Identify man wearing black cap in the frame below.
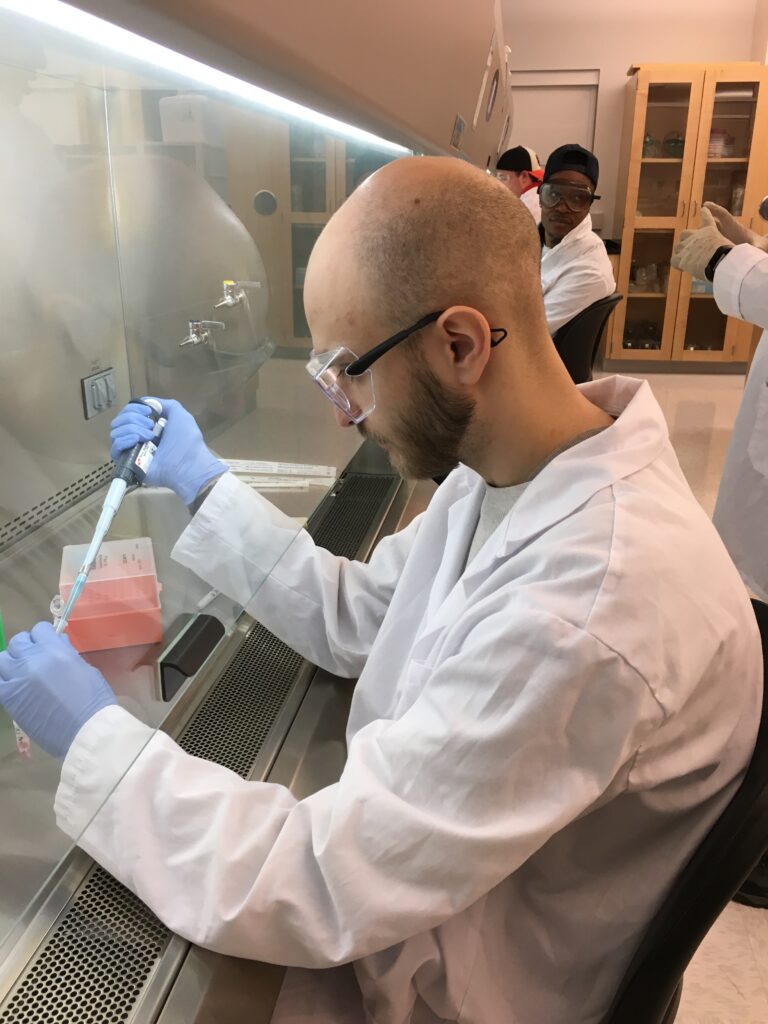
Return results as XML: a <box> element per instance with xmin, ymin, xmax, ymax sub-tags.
<box><xmin>495</xmin><ymin>145</ymin><xmax>543</xmax><ymax>223</ymax></box>
<box><xmin>539</xmin><ymin>143</ymin><xmax>615</xmax><ymax>335</ymax></box>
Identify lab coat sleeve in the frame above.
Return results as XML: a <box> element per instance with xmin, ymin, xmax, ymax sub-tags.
<box><xmin>172</xmin><ymin>472</ymin><xmax>421</xmax><ymax>677</ymax></box>
<box><xmin>56</xmin><ymin>603</ymin><xmax>662</xmax><ymax>968</ymax></box>
<box><xmin>713</xmin><ymin>243</ymin><xmax>768</xmax><ymax>327</ymax></box>
<box><xmin>545</xmin><ymin>249</ymin><xmax>616</xmax><ymax>335</ymax></box>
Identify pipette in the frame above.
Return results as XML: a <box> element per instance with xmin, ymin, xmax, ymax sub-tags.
<box><xmin>55</xmin><ymin>399</ymin><xmax>166</xmax><ymax>635</ymax></box>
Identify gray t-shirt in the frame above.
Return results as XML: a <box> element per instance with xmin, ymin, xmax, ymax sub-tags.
<box><xmin>466</xmin><ymin>481</ymin><xmax>529</xmax><ymax>567</ymax></box>
<box><xmin>465</xmin><ymin>426</ymin><xmax>609</xmax><ymax>569</ymax></box>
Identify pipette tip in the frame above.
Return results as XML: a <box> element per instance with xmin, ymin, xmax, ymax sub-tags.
<box><xmin>55</xmin><ymin>573</ymin><xmax>87</xmax><ymax>634</ymax></box>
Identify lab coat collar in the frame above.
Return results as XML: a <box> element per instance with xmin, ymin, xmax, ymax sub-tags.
<box><xmin>459</xmin><ymin>376</ymin><xmax>668</xmax><ymax>580</ymax></box>
<box><xmin>541</xmin><ymin>212</ymin><xmax>594</xmax><ymax>254</ymax></box>
<box><xmin>423</xmin><ymin>483</ymin><xmax>485</xmax><ymax>621</ymax></box>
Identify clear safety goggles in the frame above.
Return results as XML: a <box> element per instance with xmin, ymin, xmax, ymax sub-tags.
<box><xmin>494</xmin><ymin>170</ymin><xmax>521</xmax><ymax>185</ymax></box>
<box><xmin>495</xmin><ymin>169</ymin><xmax>540</xmax><ymax>186</ymax></box>
<box><xmin>305</xmin><ymin>310</ymin><xmax>509</xmax><ymax>424</ymax></box>
<box><xmin>305</xmin><ymin>346</ymin><xmax>377</xmax><ymax>424</ymax></box>
<box><xmin>539</xmin><ymin>181</ymin><xmax>599</xmax><ymax>214</ymax></box>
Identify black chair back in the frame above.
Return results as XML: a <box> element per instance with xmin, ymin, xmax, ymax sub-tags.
<box><xmin>602</xmin><ymin>598</ymin><xmax>768</xmax><ymax>1024</ymax></box>
<box><xmin>552</xmin><ymin>293</ymin><xmax>622</xmax><ymax>385</ymax></box>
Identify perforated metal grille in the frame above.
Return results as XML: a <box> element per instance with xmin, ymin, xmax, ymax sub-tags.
<box><xmin>308</xmin><ymin>473</ymin><xmax>398</xmax><ymax>558</ymax></box>
<box><xmin>177</xmin><ymin>623</ymin><xmax>305</xmax><ymax>776</ymax></box>
<box><xmin>0</xmin><ymin>464</ymin><xmax>113</xmax><ymax>553</ymax></box>
<box><xmin>0</xmin><ymin>868</ymin><xmax>169</xmax><ymax>1024</ymax></box>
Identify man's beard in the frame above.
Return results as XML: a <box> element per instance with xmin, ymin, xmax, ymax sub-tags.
<box><xmin>358</xmin><ymin>361</ymin><xmax>475</xmax><ymax>480</ymax></box>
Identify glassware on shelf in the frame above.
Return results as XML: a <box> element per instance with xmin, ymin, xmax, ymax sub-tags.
<box><xmin>642</xmin><ymin>133</ymin><xmax>660</xmax><ymax>157</ymax></box>
<box><xmin>708</xmin><ymin>129</ymin><xmax>735</xmax><ymax>158</ymax></box>
<box><xmin>632</xmin><ymin>262</ymin><xmax>661</xmax><ymax>293</ymax></box>
<box><xmin>730</xmin><ymin>180</ymin><xmax>745</xmax><ymax>216</ymax></box>
<box><xmin>691</xmin><ymin>279</ymin><xmax>715</xmax><ymax>294</ymax></box>
<box><xmin>624</xmin><ymin>318</ymin><xmax>662</xmax><ymax>350</ymax></box>
<box><xmin>662</xmin><ymin>132</ymin><xmax>685</xmax><ymax>158</ymax></box>
<box><xmin>639</xmin><ymin>321</ymin><xmax>661</xmax><ymax>349</ymax></box>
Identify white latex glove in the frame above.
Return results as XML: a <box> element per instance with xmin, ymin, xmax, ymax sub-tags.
<box><xmin>703</xmin><ymin>202</ymin><xmax>768</xmax><ymax>251</ymax></box>
<box><xmin>672</xmin><ymin>207</ymin><xmax>732</xmax><ymax>281</ymax></box>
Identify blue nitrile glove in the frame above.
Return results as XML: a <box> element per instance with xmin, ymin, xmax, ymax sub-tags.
<box><xmin>0</xmin><ymin>622</ymin><xmax>116</xmax><ymax>759</ymax></box>
<box><xmin>110</xmin><ymin>398</ymin><xmax>228</xmax><ymax>505</ymax></box>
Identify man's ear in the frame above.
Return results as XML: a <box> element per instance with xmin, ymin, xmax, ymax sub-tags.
<box><xmin>433</xmin><ymin>306</ymin><xmax>492</xmax><ymax>385</ymax></box>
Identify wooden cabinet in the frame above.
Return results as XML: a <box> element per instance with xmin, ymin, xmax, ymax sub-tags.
<box><xmin>224</xmin><ymin>113</ymin><xmax>400</xmax><ymax>350</ymax></box>
<box><xmin>287</xmin><ymin>125</ymin><xmax>397</xmax><ymax>344</ymax></box>
<box><xmin>610</xmin><ymin>63</ymin><xmax>768</xmax><ymax>364</ymax></box>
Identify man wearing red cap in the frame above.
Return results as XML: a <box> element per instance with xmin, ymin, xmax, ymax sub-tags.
<box><xmin>495</xmin><ymin>145</ymin><xmax>543</xmax><ymax>223</ymax></box>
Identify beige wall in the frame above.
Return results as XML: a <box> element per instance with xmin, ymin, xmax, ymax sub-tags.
<box><xmin>753</xmin><ymin>0</ymin><xmax>768</xmax><ymax>61</ymax></box>
<box><xmin>503</xmin><ymin>0</ymin><xmax>759</xmax><ymax>237</ymax></box>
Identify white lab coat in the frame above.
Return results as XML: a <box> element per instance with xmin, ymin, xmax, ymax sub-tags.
<box><xmin>541</xmin><ymin>214</ymin><xmax>615</xmax><ymax>335</ymax></box>
<box><xmin>713</xmin><ymin>243</ymin><xmax>768</xmax><ymax>602</ymax></box>
<box><xmin>55</xmin><ymin>376</ymin><xmax>760</xmax><ymax>1024</ymax></box>
<box><xmin>520</xmin><ymin>185</ymin><xmax>541</xmax><ymax>224</ymax></box>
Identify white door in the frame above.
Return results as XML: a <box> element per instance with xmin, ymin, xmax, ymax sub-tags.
<box><xmin>508</xmin><ymin>70</ymin><xmax>598</xmax><ymax>166</ymax></box>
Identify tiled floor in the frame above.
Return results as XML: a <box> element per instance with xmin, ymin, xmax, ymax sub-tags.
<box><xmin>676</xmin><ymin>901</ymin><xmax>768</xmax><ymax>1024</ymax></box>
<box><xmin>610</xmin><ymin>370</ymin><xmax>768</xmax><ymax>1024</ymax></box>
<box><xmin>633</xmin><ymin>372</ymin><xmax>746</xmax><ymax>518</ymax></box>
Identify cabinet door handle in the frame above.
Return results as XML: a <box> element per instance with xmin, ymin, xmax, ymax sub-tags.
<box><xmin>691</xmin><ymin>199</ymin><xmax>698</xmax><ymax>218</ymax></box>
<box><xmin>679</xmin><ymin>198</ymin><xmax>687</xmax><ymax>219</ymax></box>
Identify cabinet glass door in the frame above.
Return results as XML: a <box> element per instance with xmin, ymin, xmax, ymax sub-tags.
<box><xmin>738</xmin><ymin>72</ymin><xmax>768</xmax><ymax>247</ymax></box>
<box><xmin>617</xmin><ymin>229</ymin><xmax>678</xmax><ymax>358</ymax></box>
<box><xmin>291</xmin><ymin>223</ymin><xmax>323</xmax><ymax>339</ymax></box>
<box><xmin>636</xmin><ymin>81</ymin><xmax>700</xmax><ymax>224</ymax></box>
<box><xmin>289</xmin><ymin>125</ymin><xmax>332</xmax><ymax>343</ymax></box>
<box><xmin>672</xmin><ymin>277</ymin><xmax>752</xmax><ymax>362</ymax></box>
<box><xmin>672</xmin><ymin>286</ymin><xmax>751</xmax><ymax>363</ymax></box>
<box><xmin>681</xmin><ymin>291</ymin><xmax>727</xmax><ymax>354</ymax></box>
<box><xmin>340</xmin><ymin>142</ymin><xmax>398</xmax><ymax>200</ymax></box>
<box><xmin>289</xmin><ymin>124</ymin><xmax>329</xmax><ymax>213</ymax></box>
<box><xmin>705</xmin><ymin>74</ymin><xmax>768</xmax><ymax>251</ymax></box>
<box><xmin>675</xmin><ymin>70</ymin><xmax>766</xmax><ymax>362</ymax></box>
<box><xmin>700</xmin><ymin>81</ymin><xmax>759</xmax><ymax>218</ymax></box>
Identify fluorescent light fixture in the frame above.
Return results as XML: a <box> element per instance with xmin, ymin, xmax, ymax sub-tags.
<box><xmin>0</xmin><ymin>0</ymin><xmax>409</xmax><ymax>153</ymax></box>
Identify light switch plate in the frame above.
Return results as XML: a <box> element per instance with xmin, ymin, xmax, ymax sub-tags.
<box><xmin>82</xmin><ymin>368</ymin><xmax>117</xmax><ymax>420</ymax></box>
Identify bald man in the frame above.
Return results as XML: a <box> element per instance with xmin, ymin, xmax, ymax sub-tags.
<box><xmin>1</xmin><ymin>158</ymin><xmax>760</xmax><ymax>1024</ymax></box>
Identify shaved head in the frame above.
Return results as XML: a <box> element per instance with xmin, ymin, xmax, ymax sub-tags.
<box><xmin>353</xmin><ymin>157</ymin><xmax>544</xmax><ymax>329</ymax></box>
<box><xmin>302</xmin><ymin>156</ymin><xmax>605</xmax><ymax>485</ymax></box>
<box><xmin>306</xmin><ymin>156</ymin><xmax>547</xmax><ymax>343</ymax></box>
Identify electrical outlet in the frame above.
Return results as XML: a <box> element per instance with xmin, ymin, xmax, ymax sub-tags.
<box><xmin>82</xmin><ymin>368</ymin><xmax>117</xmax><ymax>420</ymax></box>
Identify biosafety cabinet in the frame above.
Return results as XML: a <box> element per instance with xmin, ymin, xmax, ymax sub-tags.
<box><xmin>0</xmin><ymin>2</ymin><xmax>509</xmax><ymax>1021</ymax></box>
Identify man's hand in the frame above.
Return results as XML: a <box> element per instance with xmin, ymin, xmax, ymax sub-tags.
<box><xmin>0</xmin><ymin>623</ymin><xmax>116</xmax><ymax>758</ymax></box>
<box><xmin>110</xmin><ymin>398</ymin><xmax>228</xmax><ymax>506</ymax></box>
<box><xmin>672</xmin><ymin>207</ymin><xmax>732</xmax><ymax>281</ymax></box>
<box><xmin>703</xmin><ymin>202</ymin><xmax>768</xmax><ymax>251</ymax></box>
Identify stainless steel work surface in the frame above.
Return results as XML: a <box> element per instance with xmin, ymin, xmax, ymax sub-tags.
<box><xmin>0</xmin><ymin>451</ymin><xmax>409</xmax><ymax>1023</ymax></box>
